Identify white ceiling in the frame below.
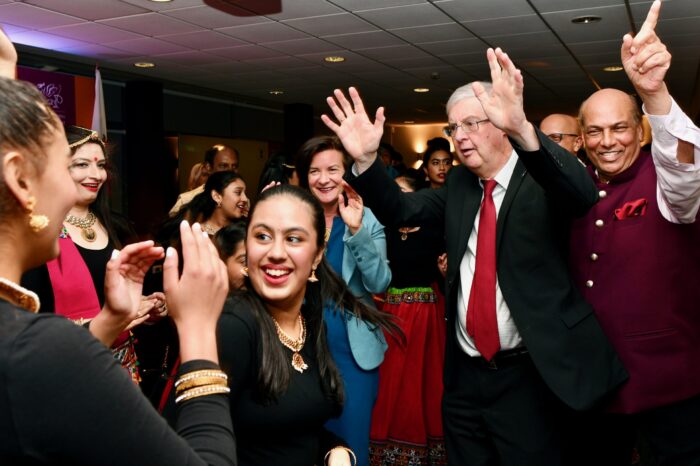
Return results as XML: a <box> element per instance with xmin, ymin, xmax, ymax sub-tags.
<box><xmin>2</xmin><ymin>0</ymin><xmax>699</xmax><ymax>123</ymax></box>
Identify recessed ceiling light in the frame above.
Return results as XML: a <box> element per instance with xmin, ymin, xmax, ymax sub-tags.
<box><xmin>413</xmin><ymin>88</ymin><xmax>430</xmax><ymax>93</ymax></box>
<box><xmin>324</xmin><ymin>56</ymin><xmax>345</xmax><ymax>63</ymax></box>
<box><xmin>134</xmin><ymin>62</ymin><xmax>155</xmax><ymax>68</ymax></box>
<box><xmin>571</xmin><ymin>15</ymin><xmax>602</xmax><ymax>24</ymax></box>
<box><xmin>603</xmin><ymin>66</ymin><xmax>624</xmax><ymax>72</ymax></box>
<box><xmin>404</xmin><ymin>120</ymin><xmax>415</xmax><ymax>124</ymax></box>
<box><xmin>269</xmin><ymin>90</ymin><xmax>284</xmax><ymax>95</ymax></box>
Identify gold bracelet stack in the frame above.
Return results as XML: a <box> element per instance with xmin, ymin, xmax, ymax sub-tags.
<box><xmin>324</xmin><ymin>446</ymin><xmax>357</xmax><ymax>466</ymax></box>
<box><xmin>174</xmin><ymin>369</ymin><xmax>230</xmax><ymax>404</ymax></box>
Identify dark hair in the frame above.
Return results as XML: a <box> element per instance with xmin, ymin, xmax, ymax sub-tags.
<box><xmin>257</xmin><ymin>151</ymin><xmax>296</xmax><ymax>193</ymax></box>
<box><xmin>0</xmin><ymin>77</ymin><xmax>62</xmax><ymax>221</ymax></box>
<box><xmin>395</xmin><ymin>169</ymin><xmax>424</xmax><ymax>192</ymax></box>
<box><xmin>242</xmin><ymin>184</ymin><xmax>400</xmax><ymax>404</ymax></box>
<box><xmin>295</xmin><ymin>136</ymin><xmax>350</xmax><ymax>190</ymax></box>
<box><xmin>65</xmin><ymin>126</ymin><xmax>134</xmax><ymax>248</ymax></box>
<box><xmin>183</xmin><ymin>171</ymin><xmax>244</xmax><ymax>224</ymax></box>
<box><xmin>204</xmin><ymin>144</ymin><xmax>238</xmax><ymax>166</ymax></box>
<box><xmin>215</xmin><ymin>220</ymin><xmax>247</xmax><ymax>260</ymax></box>
<box><xmin>422</xmin><ymin>137</ymin><xmax>453</xmax><ymax>165</ymax></box>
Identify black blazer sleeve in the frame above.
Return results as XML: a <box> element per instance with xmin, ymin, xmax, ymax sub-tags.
<box><xmin>7</xmin><ymin>315</ymin><xmax>236</xmax><ymax>466</ymax></box>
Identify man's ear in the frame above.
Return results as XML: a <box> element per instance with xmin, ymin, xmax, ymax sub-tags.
<box><xmin>573</xmin><ymin>136</ymin><xmax>583</xmax><ymax>153</ymax></box>
<box><xmin>2</xmin><ymin>150</ymin><xmax>34</xmax><ymax>210</ymax></box>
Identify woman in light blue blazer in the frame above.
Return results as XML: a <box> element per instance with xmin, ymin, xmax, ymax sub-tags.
<box><xmin>296</xmin><ymin>136</ymin><xmax>392</xmax><ymax>466</ymax></box>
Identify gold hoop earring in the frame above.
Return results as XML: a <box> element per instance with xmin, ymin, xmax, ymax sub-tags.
<box><xmin>26</xmin><ymin>197</ymin><xmax>49</xmax><ymax>233</ymax></box>
<box><xmin>241</xmin><ymin>266</ymin><xmax>248</xmax><ymax>277</ymax></box>
<box><xmin>308</xmin><ymin>267</ymin><xmax>318</xmax><ymax>283</ymax></box>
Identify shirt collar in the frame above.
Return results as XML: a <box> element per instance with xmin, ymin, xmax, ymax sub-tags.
<box><xmin>480</xmin><ymin>149</ymin><xmax>519</xmax><ymax>190</ymax></box>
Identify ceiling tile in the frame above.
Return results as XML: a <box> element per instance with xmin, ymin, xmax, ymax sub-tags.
<box><xmin>383</xmin><ymin>56</ymin><xmax>447</xmax><ymax>70</ymax></box>
<box><xmin>159</xmin><ymin>30</ymin><xmax>249</xmax><ymax>49</ymax></box>
<box><xmin>98</xmin><ymin>12</ymin><xmax>200</xmax><ymax>36</ymax></box>
<box><xmin>206</xmin><ymin>45</ymin><xmax>285</xmax><ymax>60</ymax></box>
<box><xmin>487</xmin><ymin>31</ymin><xmax>560</xmax><ymax>53</ymax></box>
<box><xmin>265</xmin><ymin>0</ymin><xmax>344</xmax><ymax>20</ymax></box>
<box><xmin>431</xmin><ymin>0</ymin><xmax>533</xmax><ymax>22</ymax></box>
<box><xmin>243</xmin><ymin>56</ymin><xmax>316</xmax><ymax>69</ymax></box>
<box><xmin>390</xmin><ymin>23</ymin><xmax>474</xmax><ymax>44</ymax></box>
<box><xmin>540</xmin><ymin>5</ymin><xmax>631</xmax><ymax>43</ymax></box>
<box><xmin>419</xmin><ymin>38</ymin><xmax>484</xmax><ymax>56</ymax></box>
<box><xmin>356</xmin><ymin>4</ymin><xmax>452</xmax><ymax>29</ymax></box>
<box><xmin>119</xmin><ymin>0</ymin><xmax>205</xmax><ymax>12</ymax></box>
<box><xmin>108</xmin><ymin>37</ymin><xmax>191</xmax><ymax>55</ymax></box>
<box><xmin>439</xmin><ymin>51</ymin><xmax>488</xmax><ymax>66</ymax></box>
<box><xmin>529</xmin><ymin>0</ymin><xmax>630</xmax><ymax>13</ymax></box>
<box><xmin>8</xmin><ymin>30</ymin><xmax>89</xmax><ymax>50</ymax></box>
<box><xmin>217</xmin><ymin>22</ymin><xmax>308</xmax><ymax>43</ymax></box>
<box><xmin>163</xmin><ymin>5</ymin><xmax>270</xmax><ymax>28</ymax></box>
<box><xmin>323</xmin><ymin>31</ymin><xmax>404</xmax><ymax>50</ymax></box>
<box><xmin>155</xmin><ymin>50</ymin><xmax>233</xmax><ymax>66</ymax></box>
<box><xmin>194</xmin><ymin>61</ymin><xmax>264</xmax><ymax>74</ymax></box>
<box><xmin>24</xmin><ymin>0</ymin><xmax>149</xmax><ymax>21</ymax></box>
<box><xmin>262</xmin><ymin>37</ymin><xmax>341</xmax><ymax>55</ymax></box>
<box><xmin>46</xmin><ymin>22</ymin><xmax>143</xmax><ymax>43</ymax></box>
<box><xmin>0</xmin><ymin>23</ymin><xmax>29</xmax><ymax>35</ymax></box>
<box><xmin>462</xmin><ymin>15</ymin><xmax>549</xmax><ymax>37</ymax></box>
<box><xmin>330</xmin><ymin>0</ymin><xmax>425</xmax><ymax>11</ymax></box>
<box><xmin>61</xmin><ymin>43</ymin><xmax>137</xmax><ymax>60</ymax></box>
<box><xmin>0</xmin><ymin>3</ymin><xmax>83</xmax><ymax>29</ymax></box>
<box><xmin>360</xmin><ymin>44</ymin><xmax>431</xmax><ymax>61</ymax></box>
<box><xmin>284</xmin><ymin>13</ymin><xmax>376</xmax><ymax>36</ymax></box>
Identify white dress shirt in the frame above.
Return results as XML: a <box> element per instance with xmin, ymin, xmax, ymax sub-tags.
<box><xmin>456</xmin><ymin>151</ymin><xmax>523</xmax><ymax>357</ymax></box>
<box><xmin>645</xmin><ymin>97</ymin><xmax>700</xmax><ymax>224</ymax></box>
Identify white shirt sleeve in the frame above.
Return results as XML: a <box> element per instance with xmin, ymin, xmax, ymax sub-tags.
<box><xmin>645</xmin><ymin>97</ymin><xmax>700</xmax><ymax>223</ymax></box>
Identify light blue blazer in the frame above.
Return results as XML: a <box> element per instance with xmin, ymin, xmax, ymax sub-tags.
<box><xmin>340</xmin><ymin>207</ymin><xmax>391</xmax><ymax>370</ymax></box>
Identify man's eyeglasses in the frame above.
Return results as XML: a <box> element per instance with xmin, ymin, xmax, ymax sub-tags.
<box><xmin>443</xmin><ymin>118</ymin><xmax>490</xmax><ymax>137</ymax></box>
<box><xmin>546</xmin><ymin>133</ymin><xmax>579</xmax><ymax>143</ymax></box>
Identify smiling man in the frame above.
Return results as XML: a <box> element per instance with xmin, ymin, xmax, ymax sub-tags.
<box><xmin>566</xmin><ymin>1</ymin><xmax>700</xmax><ymax>464</ymax></box>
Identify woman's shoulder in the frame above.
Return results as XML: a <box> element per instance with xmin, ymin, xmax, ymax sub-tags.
<box><xmin>219</xmin><ymin>293</ymin><xmax>260</xmax><ymax>335</ymax></box>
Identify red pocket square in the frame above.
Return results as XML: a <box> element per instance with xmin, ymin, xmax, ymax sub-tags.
<box><xmin>614</xmin><ymin>198</ymin><xmax>647</xmax><ymax>220</ymax></box>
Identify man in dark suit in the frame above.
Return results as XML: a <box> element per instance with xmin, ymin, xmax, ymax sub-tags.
<box><xmin>322</xmin><ymin>48</ymin><xmax>627</xmax><ymax>465</ymax></box>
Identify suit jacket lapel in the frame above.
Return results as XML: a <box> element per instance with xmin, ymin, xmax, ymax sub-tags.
<box><xmin>496</xmin><ymin>158</ymin><xmax>527</xmax><ymax>253</ymax></box>
<box><xmin>455</xmin><ymin>170</ymin><xmax>483</xmax><ymax>264</ymax></box>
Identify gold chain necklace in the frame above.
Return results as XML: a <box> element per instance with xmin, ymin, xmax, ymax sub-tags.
<box><xmin>271</xmin><ymin>314</ymin><xmax>308</xmax><ymax>373</ymax></box>
<box><xmin>0</xmin><ymin>277</ymin><xmax>40</xmax><ymax>313</ymax></box>
<box><xmin>64</xmin><ymin>212</ymin><xmax>97</xmax><ymax>242</ymax></box>
<box><xmin>201</xmin><ymin>223</ymin><xmax>219</xmax><ymax>236</ymax></box>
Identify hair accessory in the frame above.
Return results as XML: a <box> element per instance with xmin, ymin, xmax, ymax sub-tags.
<box><xmin>26</xmin><ymin>197</ymin><xmax>49</xmax><ymax>233</ymax></box>
<box><xmin>0</xmin><ymin>277</ymin><xmax>40</xmax><ymax>313</ymax></box>
<box><xmin>64</xmin><ymin>212</ymin><xmax>97</xmax><ymax>242</ymax></box>
<box><xmin>241</xmin><ymin>266</ymin><xmax>249</xmax><ymax>277</ymax></box>
<box><xmin>67</xmin><ymin>126</ymin><xmax>105</xmax><ymax>150</ymax></box>
<box><xmin>271</xmin><ymin>314</ymin><xmax>308</xmax><ymax>373</ymax></box>
<box><xmin>308</xmin><ymin>267</ymin><xmax>319</xmax><ymax>283</ymax></box>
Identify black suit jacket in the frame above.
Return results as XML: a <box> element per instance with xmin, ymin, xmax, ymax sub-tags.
<box><xmin>350</xmin><ymin>131</ymin><xmax>628</xmax><ymax>410</ymax></box>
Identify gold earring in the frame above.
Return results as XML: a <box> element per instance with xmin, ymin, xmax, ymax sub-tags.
<box><xmin>26</xmin><ymin>197</ymin><xmax>49</xmax><ymax>233</ymax></box>
<box><xmin>308</xmin><ymin>267</ymin><xmax>318</xmax><ymax>283</ymax></box>
<box><xmin>241</xmin><ymin>266</ymin><xmax>248</xmax><ymax>277</ymax></box>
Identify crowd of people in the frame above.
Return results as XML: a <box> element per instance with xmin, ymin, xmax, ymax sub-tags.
<box><xmin>1</xmin><ymin>1</ymin><xmax>699</xmax><ymax>465</ymax></box>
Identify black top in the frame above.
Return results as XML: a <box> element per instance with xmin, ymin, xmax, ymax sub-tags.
<box><xmin>216</xmin><ymin>298</ymin><xmax>344</xmax><ymax>466</ymax></box>
<box><xmin>21</xmin><ymin>242</ymin><xmax>112</xmax><ymax>312</ymax></box>
<box><xmin>385</xmin><ymin>219</ymin><xmax>444</xmax><ymax>289</ymax></box>
<box><xmin>0</xmin><ymin>300</ymin><xmax>236</xmax><ymax>466</ymax></box>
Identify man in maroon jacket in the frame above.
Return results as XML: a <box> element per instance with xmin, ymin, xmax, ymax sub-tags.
<box><xmin>567</xmin><ymin>2</ymin><xmax>700</xmax><ymax>464</ymax></box>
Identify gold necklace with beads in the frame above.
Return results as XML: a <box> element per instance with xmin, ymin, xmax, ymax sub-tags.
<box><xmin>0</xmin><ymin>277</ymin><xmax>40</xmax><ymax>313</ymax></box>
<box><xmin>201</xmin><ymin>223</ymin><xmax>219</xmax><ymax>236</ymax></box>
<box><xmin>64</xmin><ymin>212</ymin><xmax>97</xmax><ymax>242</ymax></box>
<box><xmin>271</xmin><ymin>314</ymin><xmax>308</xmax><ymax>373</ymax></box>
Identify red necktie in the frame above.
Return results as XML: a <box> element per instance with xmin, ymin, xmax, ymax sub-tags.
<box><xmin>466</xmin><ymin>179</ymin><xmax>500</xmax><ymax>361</ymax></box>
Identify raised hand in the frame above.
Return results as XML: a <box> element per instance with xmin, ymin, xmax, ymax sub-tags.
<box><xmin>0</xmin><ymin>26</ymin><xmax>17</xmax><ymax>79</ymax></box>
<box><xmin>338</xmin><ymin>181</ymin><xmax>364</xmax><ymax>235</ymax></box>
<box><xmin>163</xmin><ymin>221</ymin><xmax>228</xmax><ymax>363</ymax></box>
<box><xmin>90</xmin><ymin>241</ymin><xmax>164</xmax><ymax>346</ymax></box>
<box><xmin>472</xmin><ymin>48</ymin><xmax>538</xmax><ymax>150</ymax></box>
<box><xmin>621</xmin><ymin>0</ymin><xmax>671</xmax><ymax>113</ymax></box>
<box><xmin>322</xmin><ymin>87</ymin><xmax>386</xmax><ymax>173</ymax></box>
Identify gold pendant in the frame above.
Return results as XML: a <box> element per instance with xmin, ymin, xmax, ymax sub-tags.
<box><xmin>291</xmin><ymin>352</ymin><xmax>308</xmax><ymax>373</ymax></box>
<box><xmin>400</xmin><ymin>232</ymin><xmax>408</xmax><ymax>240</ymax></box>
<box><xmin>81</xmin><ymin>227</ymin><xmax>97</xmax><ymax>242</ymax></box>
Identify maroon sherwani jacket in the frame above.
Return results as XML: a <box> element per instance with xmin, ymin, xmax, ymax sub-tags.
<box><xmin>569</xmin><ymin>152</ymin><xmax>700</xmax><ymax>413</ymax></box>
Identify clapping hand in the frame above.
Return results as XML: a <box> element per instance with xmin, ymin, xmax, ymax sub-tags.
<box><xmin>621</xmin><ymin>0</ymin><xmax>671</xmax><ymax>113</ymax></box>
<box><xmin>322</xmin><ymin>87</ymin><xmax>386</xmax><ymax>174</ymax></box>
<box><xmin>472</xmin><ymin>47</ymin><xmax>538</xmax><ymax>151</ymax></box>
<box><xmin>338</xmin><ymin>181</ymin><xmax>364</xmax><ymax>235</ymax></box>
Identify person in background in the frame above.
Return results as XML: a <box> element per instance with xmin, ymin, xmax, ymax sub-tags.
<box><xmin>296</xmin><ymin>135</ymin><xmax>394</xmax><ymax>466</ymax></box>
<box><xmin>370</xmin><ymin>170</ymin><xmax>447</xmax><ymax>466</ymax></box>
<box><xmin>566</xmin><ymin>2</ymin><xmax>700</xmax><ymax>464</ymax></box>
<box><xmin>539</xmin><ymin>113</ymin><xmax>588</xmax><ymax>165</ymax></box>
<box><xmin>257</xmin><ymin>151</ymin><xmax>299</xmax><ymax>193</ymax></box>
<box><xmin>422</xmin><ymin>137</ymin><xmax>453</xmax><ymax>189</ymax></box>
<box><xmin>188</xmin><ymin>162</ymin><xmax>209</xmax><ymax>191</ymax></box>
<box><xmin>214</xmin><ymin>221</ymin><xmax>248</xmax><ymax>291</ymax></box>
<box><xmin>0</xmin><ymin>40</ymin><xmax>235</xmax><ymax>462</ymax></box>
<box><xmin>22</xmin><ymin>125</ymin><xmax>163</xmax><ymax>384</ymax></box>
<box><xmin>378</xmin><ymin>142</ymin><xmax>403</xmax><ymax>179</ymax></box>
<box><xmin>170</xmin><ymin>144</ymin><xmax>239</xmax><ymax>216</ymax></box>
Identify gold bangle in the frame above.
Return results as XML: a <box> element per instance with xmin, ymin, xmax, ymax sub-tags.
<box><xmin>324</xmin><ymin>446</ymin><xmax>356</xmax><ymax>466</ymax></box>
<box><xmin>175</xmin><ymin>376</ymin><xmax>229</xmax><ymax>394</ymax></box>
<box><xmin>175</xmin><ymin>369</ymin><xmax>227</xmax><ymax>388</ymax></box>
<box><xmin>175</xmin><ymin>384</ymin><xmax>231</xmax><ymax>404</ymax></box>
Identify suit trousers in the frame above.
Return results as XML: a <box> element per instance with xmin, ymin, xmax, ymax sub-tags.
<box><xmin>442</xmin><ymin>348</ymin><xmax>564</xmax><ymax>466</ymax></box>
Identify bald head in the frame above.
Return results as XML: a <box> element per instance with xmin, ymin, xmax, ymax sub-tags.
<box><xmin>540</xmin><ymin>113</ymin><xmax>582</xmax><ymax>155</ymax></box>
